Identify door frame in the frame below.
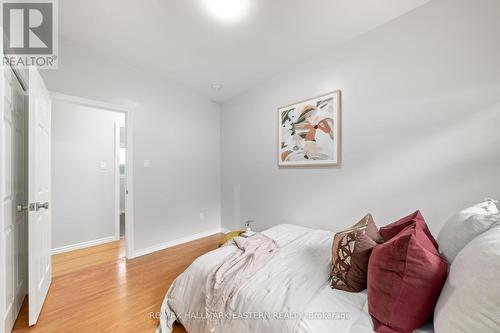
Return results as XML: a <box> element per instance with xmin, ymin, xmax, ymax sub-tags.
<box><xmin>0</xmin><ymin>54</ymin><xmax>6</xmax><ymax>333</ymax></box>
<box><xmin>114</xmin><ymin>123</ymin><xmax>120</xmax><ymax>241</ymax></box>
<box><xmin>49</xmin><ymin>92</ymin><xmax>135</xmax><ymax>259</ymax></box>
<box><xmin>113</xmin><ymin>123</ymin><xmax>127</xmax><ymax>241</ymax></box>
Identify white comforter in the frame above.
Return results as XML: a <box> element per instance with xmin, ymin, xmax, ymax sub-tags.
<box><xmin>158</xmin><ymin>224</ymin><xmax>434</xmax><ymax>333</ymax></box>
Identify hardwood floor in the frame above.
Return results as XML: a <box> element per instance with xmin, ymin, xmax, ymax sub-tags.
<box><xmin>52</xmin><ymin>239</ymin><xmax>127</xmax><ymax>278</ymax></box>
<box><xmin>13</xmin><ymin>233</ymin><xmax>223</xmax><ymax>333</ymax></box>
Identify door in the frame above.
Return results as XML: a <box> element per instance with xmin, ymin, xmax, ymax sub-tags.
<box><xmin>2</xmin><ymin>67</ymin><xmax>28</xmax><ymax>333</ymax></box>
<box><xmin>27</xmin><ymin>67</ymin><xmax>52</xmax><ymax>326</ymax></box>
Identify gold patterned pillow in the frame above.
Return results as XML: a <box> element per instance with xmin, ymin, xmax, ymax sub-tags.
<box><xmin>330</xmin><ymin>214</ymin><xmax>383</xmax><ymax>292</ymax></box>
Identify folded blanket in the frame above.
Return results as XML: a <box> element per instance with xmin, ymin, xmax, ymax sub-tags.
<box><xmin>205</xmin><ymin>233</ymin><xmax>279</xmax><ymax>329</ymax></box>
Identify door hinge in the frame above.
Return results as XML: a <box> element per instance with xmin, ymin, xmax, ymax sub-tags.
<box><xmin>16</xmin><ymin>204</ymin><xmax>28</xmax><ymax>212</ymax></box>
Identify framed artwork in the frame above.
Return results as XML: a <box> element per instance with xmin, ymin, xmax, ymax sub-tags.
<box><xmin>278</xmin><ymin>90</ymin><xmax>341</xmax><ymax>166</ymax></box>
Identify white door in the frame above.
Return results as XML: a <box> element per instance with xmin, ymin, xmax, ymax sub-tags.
<box><xmin>27</xmin><ymin>67</ymin><xmax>52</xmax><ymax>326</ymax></box>
<box><xmin>2</xmin><ymin>67</ymin><xmax>28</xmax><ymax>333</ymax></box>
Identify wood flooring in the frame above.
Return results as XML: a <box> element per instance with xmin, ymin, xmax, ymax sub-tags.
<box><xmin>12</xmin><ymin>233</ymin><xmax>223</xmax><ymax>333</ymax></box>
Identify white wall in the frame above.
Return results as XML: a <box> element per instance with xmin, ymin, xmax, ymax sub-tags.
<box><xmin>51</xmin><ymin>101</ymin><xmax>124</xmax><ymax>249</ymax></box>
<box><xmin>221</xmin><ymin>0</ymin><xmax>500</xmax><ymax>235</ymax></box>
<box><xmin>42</xmin><ymin>38</ymin><xmax>221</xmax><ymax>254</ymax></box>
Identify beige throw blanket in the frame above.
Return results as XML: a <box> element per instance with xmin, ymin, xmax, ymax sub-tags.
<box><xmin>205</xmin><ymin>233</ymin><xmax>279</xmax><ymax>329</ymax></box>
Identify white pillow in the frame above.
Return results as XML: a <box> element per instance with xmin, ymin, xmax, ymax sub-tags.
<box><xmin>434</xmin><ymin>222</ymin><xmax>500</xmax><ymax>333</ymax></box>
<box><xmin>438</xmin><ymin>199</ymin><xmax>499</xmax><ymax>263</ymax></box>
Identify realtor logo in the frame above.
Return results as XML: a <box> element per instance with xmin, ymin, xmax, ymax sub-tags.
<box><xmin>2</xmin><ymin>0</ymin><xmax>58</xmax><ymax>68</ymax></box>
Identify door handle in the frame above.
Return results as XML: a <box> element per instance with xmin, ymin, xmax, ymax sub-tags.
<box><xmin>36</xmin><ymin>202</ymin><xmax>49</xmax><ymax>211</ymax></box>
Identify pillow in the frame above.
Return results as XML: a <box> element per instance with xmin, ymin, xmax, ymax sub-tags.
<box><xmin>434</xmin><ymin>222</ymin><xmax>500</xmax><ymax>333</ymax></box>
<box><xmin>438</xmin><ymin>199</ymin><xmax>499</xmax><ymax>263</ymax></box>
<box><xmin>368</xmin><ymin>213</ymin><xmax>448</xmax><ymax>333</ymax></box>
<box><xmin>379</xmin><ymin>210</ymin><xmax>438</xmax><ymax>249</ymax></box>
<box><xmin>218</xmin><ymin>231</ymin><xmax>244</xmax><ymax>247</ymax></box>
<box><xmin>330</xmin><ymin>214</ymin><xmax>383</xmax><ymax>292</ymax></box>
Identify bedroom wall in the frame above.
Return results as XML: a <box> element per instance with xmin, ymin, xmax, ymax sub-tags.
<box><xmin>51</xmin><ymin>101</ymin><xmax>124</xmax><ymax>249</ymax></box>
<box><xmin>220</xmin><ymin>0</ymin><xmax>500</xmax><ymax>235</ymax></box>
<box><xmin>42</xmin><ymin>38</ymin><xmax>221</xmax><ymax>254</ymax></box>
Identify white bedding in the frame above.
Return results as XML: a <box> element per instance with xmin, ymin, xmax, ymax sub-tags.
<box><xmin>158</xmin><ymin>224</ymin><xmax>434</xmax><ymax>333</ymax></box>
<box><xmin>301</xmin><ymin>286</ymin><xmax>434</xmax><ymax>333</ymax></box>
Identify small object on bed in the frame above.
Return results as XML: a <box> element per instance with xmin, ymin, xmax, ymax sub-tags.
<box><xmin>437</xmin><ymin>198</ymin><xmax>499</xmax><ymax>263</ymax></box>
<box><xmin>330</xmin><ymin>213</ymin><xmax>383</xmax><ymax>292</ymax></box>
<box><xmin>241</xmin><ymin>219</ymin><xmax>255</xmax><ymax>237</ymax></box>
<box><xmin>367</xmin><ymin>211</ymin><xmax>448</xmax><ymax>333</ymax></box>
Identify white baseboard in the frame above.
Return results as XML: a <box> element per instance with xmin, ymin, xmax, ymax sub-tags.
<box><xmin>221</xmin><ymin>227</ymin><xmax>231</xmax><ymax>233</ymax></box>
<box><xmin>51</xmin><ymin>236</ymin><xmax>117</xmax><ymax>255</ymax></box>
<box><xmin>130</xmin><ymin>228</ymin><xmax>225</xmax><ymax>259</ymax></box>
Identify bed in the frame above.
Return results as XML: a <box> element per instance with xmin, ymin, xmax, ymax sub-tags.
<box><xmin>158</xmin><ymin>224</ymin><xmax>434</xmax><ymax>333</ymax></box>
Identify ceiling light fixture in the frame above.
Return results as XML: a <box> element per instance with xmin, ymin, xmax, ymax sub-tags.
<box><xmin>201</xmin><ymin>0</ymin><xmax>251</xmax><ymax>23</ymax></box>
<box><xmin>211</xmin><ymin>83</ymin><xmax>223</xmax><ymax>91</ymax></box>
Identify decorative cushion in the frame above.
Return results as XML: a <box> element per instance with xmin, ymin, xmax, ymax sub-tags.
<box><xmin>330</xmin><ymin>214</ymin><xmax>383</xmax><ymax>292</ymax></box>
<box><xmin>368</xmin><ymin>212</ymin><xmax>448</xmax><ymax>333</ymax></box>
<box><xmin>379</xmin><ymin>210</ymin><xmax>438</xmax><ymax>248</ymax></box>
<box><xmin>437</xmin><ymin>199</ymin><xmax>499</xmax><ymax>263</ymax></box>
<box><xmin>218</xmin><ymin>231</ymin><xmax>244</xmax><ymax>247</ymax></box>
<box><xmin>434</xmin><ymin>223</ymin><xmax>500</xmax><ymax>333</ymax></box>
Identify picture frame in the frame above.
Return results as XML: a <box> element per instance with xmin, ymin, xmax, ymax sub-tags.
<box><xmin>278</xmin><ymin>90</ymin><xmax>341</xmax><ymax>167</ymax></box>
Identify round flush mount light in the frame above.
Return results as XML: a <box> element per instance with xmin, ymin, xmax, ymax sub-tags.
<box><xmin>211</xmin><ymin>83</ymin><xmax>223</xmax><ymax>91</ymax></box>
<box><xmin>201</xmin><ymin>0</ymin><xmax>251</xmax><ymax>23</ymax></box>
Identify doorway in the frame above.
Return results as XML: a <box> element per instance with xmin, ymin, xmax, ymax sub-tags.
<box><xmin>1</xmin><ymin>69</ymin><xmax>135</xmax><ymax>332</ymax></box>
<box><xmin>49</xmin><ymin>93</ymin><xmax>133</xmax><ymax>260</ymax></box>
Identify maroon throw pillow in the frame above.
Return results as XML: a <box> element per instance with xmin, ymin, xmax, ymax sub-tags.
<box><xmin>379</xmin><ymin>210</ymin><xmax>439</xmax><ymax>249</ymax></box>
<box><xmin>368</xmin><ymin>216</ymin><xmax>448</xmax><ymax>333</ymax></box>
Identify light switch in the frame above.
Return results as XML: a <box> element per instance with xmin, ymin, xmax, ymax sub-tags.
<box><xmin>100</xmin><ymin>162</ymin><xmax>107</xmax><ymax>170</ymax></box>
<box><xmin>143</xmin><ymin>160</ymin><xmax>150</xmax><ymax>168</ymax></box>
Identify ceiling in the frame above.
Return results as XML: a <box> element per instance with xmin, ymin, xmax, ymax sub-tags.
<box><xmin>59</xmin><ymin>0</ymin><xmax>431</xmax><ymax>102</ymax></box>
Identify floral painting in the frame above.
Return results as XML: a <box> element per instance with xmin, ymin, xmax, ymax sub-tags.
<box><xmin>278</xmin><ymin>91</ymin><xmax>341</xmax><ymax>166</ymax></box>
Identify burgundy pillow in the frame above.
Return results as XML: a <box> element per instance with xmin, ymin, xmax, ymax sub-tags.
<box><xmin>368</xmin><ymin>213</ymin><xmax>448</xmax><ymax>333</ymax></box>
<box><xmin>379</xmin><ymin>210</ymin><xmax>438</xmax><ymax>249</ymax></box>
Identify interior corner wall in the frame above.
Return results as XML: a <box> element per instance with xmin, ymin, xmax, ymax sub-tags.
<box><xmin>220</xmin><ymin>0</ymin><xmax>500</xmax><ymax>235</ymax></box>
<box><xmin>41</xmin><ymin>38</ymin><xmax>221</xmax><ymax>252</ymax></box>
<box><xmin>51</xmin><ymin>101</ymin><xmax>124</xmax><ymax>249</ymax></box>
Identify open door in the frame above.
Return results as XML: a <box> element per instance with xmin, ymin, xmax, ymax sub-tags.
<box><xmin>27</xmin><ymin>67</ymin><xmax>52</xmax><ymax>326</ymax></box>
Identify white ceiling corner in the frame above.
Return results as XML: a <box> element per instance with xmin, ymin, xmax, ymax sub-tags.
<box><xmin>60</xmin><ymin>0</ymin><xmax>431</xmax><ymax>102</ymax></box>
